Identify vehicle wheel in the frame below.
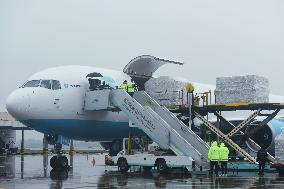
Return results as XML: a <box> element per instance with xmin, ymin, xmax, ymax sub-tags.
<box><xmin>118</xmin><ymin>158</ymin><xmax>129</xmax><ymax>173</ymax></box>
<box><xmin>156</xmin><ymin>159</ymin><xmax>168</xmax><ymax>173</ymax></box>
<box><xmin>50</xmin><ymin>156</ymin><xmax>57</xmax><ymax>169</ymax></box>
<box><xmin>56</xmin><ymin>156</ymin><xmax>69</xmax><ymax>169</ymax></box>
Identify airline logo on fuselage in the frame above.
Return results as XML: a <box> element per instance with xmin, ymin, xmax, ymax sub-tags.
<box><xmin>64</xmin><ymin>84</ymin><xmax>81</xmax><ymax>88</ymax></box>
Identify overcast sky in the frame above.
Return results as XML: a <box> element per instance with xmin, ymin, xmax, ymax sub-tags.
<box><xmin>1</xmin><ymin>1</ymin><xmax>284</xmax><ymax>139</ymax></box>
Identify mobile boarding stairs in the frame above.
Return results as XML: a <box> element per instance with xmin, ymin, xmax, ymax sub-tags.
<box><xmin>84</xmin><ymin>89</ymin><xmax>210</xmax><ymax>170</ymax></box>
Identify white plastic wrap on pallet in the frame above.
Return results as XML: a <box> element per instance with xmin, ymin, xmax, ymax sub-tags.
<box><xmin>275</xmin><ymin>129</ymin><xmax>284</xmax><ymax>163</ymax></box>
<box><xmin>215</xmin><ymin>75</ymin><xmax>269</xmax><ymax>104</ymax></box>
<box><xmin>145</xmin><ymin>76</ymin><xmax>187</xmax><ymax>105</ymax></box>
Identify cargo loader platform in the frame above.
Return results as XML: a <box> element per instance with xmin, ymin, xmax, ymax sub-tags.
<box><xmin>170</xmin><ymin>102</ymin><xmax>284</xmax><ymax>165</ymax></box>
<box><xmin>194</xmin><ymin>103</ymin><xmax>284</xmax><ymax>116</ymax></box>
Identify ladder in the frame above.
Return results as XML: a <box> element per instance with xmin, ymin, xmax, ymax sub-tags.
<box><xmin>194</xmin><ymin>112</ymin><xmax>257</xmax><ymax>164</ymax></box>
<box><xmin>134</xmin><ymin>91</ymin><xmax>209</xmax><ymax>165</ymax></box>
<box><xmin>109</xmin><ymin>89</ymin><xmax>209</xmax><ymax>168</ymax></box>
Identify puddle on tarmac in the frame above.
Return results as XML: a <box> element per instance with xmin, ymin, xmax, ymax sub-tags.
<box><xmin>0</xmin><ymin>154</ymin><xmax>284</xmax><ymax>189</ymax></box>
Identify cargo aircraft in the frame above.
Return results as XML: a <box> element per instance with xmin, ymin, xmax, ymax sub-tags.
<box><xmin>6</xmin><ymin>55</ymin><xmax>284</xmax><ymax>169</ymax></box>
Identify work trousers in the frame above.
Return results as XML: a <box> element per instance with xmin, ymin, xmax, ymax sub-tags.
<box><xmin>220</xmin><ymin>161</ymin><xmax>227</xmax><ymax>175</ymax></box>
<box><xmin>210</xmin><ymin>161</ymin><xmax>219</xmax><ymax>176</ymax></box>
<box><xmin>258</xmin><ymin>163</ymin><xmax>265</xmax><ymax>175</ymax></box>
<box><xmin>128</xmin><ymin>92</ymin><xmax>134</xmax><ymax>97</ymax></box>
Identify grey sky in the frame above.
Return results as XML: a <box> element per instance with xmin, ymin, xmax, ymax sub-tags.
<box><xmin>1</xmin><ymin>1</ymin><xmax>284</xmax><ymax>139</ymax></box>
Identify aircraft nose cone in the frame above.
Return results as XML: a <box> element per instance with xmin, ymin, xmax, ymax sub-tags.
<box><xmin>6</xmin><ymin>89</ymin><xmax>29</xmax><ymax>119</ymax></box>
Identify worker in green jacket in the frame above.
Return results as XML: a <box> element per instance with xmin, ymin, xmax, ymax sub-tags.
<box><xmin>208</xmin><ymin>141</ymin><xmax>220</xmax><ymax>176</ymax></box>
<box><xmin>120</xmin><ymin>80</ymin><xmax>128</xmax><ymax>91</ymax></box>
<box><xmin>219</xmin><ymin>142</ymin><xmax>229</xmax><ymax>176</ymax></box>
<box><xmin>127</xmin><ymin>79</ymin><xmax>137</xmax><ymax>97</ymax></box>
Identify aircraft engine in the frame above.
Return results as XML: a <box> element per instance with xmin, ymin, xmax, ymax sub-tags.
<box><xmin>200</xmin><ymin>118</ymin><xmax>284</xmax><ymax>156</ymax></box>
<box><xmin>245</xmin><ymin>119</ymin><xmax>284</xmax><ymax>156</ymax></box>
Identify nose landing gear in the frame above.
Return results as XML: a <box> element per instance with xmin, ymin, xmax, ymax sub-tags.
<box><xmin>50</xmin><ymin>143</ymin><xmax>70</xmax><ymax>171</ymax></box>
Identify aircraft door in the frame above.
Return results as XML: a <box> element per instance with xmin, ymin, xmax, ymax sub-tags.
<box><xmin>88</xmin><ymin>78</ymin><xmax>101</xmax><ymax>91</ymax></box>
<box><xmin>123</xmin><ymin>55</ymin><xmax>183</xmax><ymax>90</ymax></box>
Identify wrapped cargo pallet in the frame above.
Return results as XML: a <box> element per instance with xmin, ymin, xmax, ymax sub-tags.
<box><xmin>215</xmin><ymin>75</ymin><xmax>269</xmax><ymax>104</ymax></box>
<box><xmin>145</xmin><ymin>76</ymin><xmax>187</xmax><ymax>106</ymax></box>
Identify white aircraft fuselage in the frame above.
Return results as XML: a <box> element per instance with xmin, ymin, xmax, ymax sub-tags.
<box><xmin>6</xmin><ymin>62</ymin><xmax>284</xmax><ymax>143</ymax></box>
<box><xmin>6</xmin><ymin>65</ymin><xmax>138</xmax><ymax>141</ymax></box>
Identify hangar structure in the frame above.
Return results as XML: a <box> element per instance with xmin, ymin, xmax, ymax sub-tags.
<box><xmin>0</xmin><ymin>112</ymin><xmax>31</xmax><ymax>154</ymax></box>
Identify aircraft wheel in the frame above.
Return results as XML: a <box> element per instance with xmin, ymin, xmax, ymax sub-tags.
<box><xmin>50</xmin><ymin>156</ymin><xmax>57</xmax><ymax>169</ymax></box>
<box><xmin>156</xmin><ymin>159</ymin><xmax>168</xmax><ymax>174</ymax></box>
<box><xmin>118</xmin><ymin>158</ymin><xmax>129</xmax><ymax>173</ymax></box>
<box><xmin>56</xmin><ymin>156</ymin><xmax>69</xmax><ymax>169</ymax></box>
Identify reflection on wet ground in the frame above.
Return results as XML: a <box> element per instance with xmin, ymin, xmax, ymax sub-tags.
<box><xmin>0</xmin><ymin>154</ymin><xmax>284</xmax><ymax>189</ymax></box>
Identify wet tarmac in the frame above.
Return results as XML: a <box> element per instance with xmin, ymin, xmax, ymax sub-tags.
<box><xmin>0</xmin><ymin>154</ymin><xmax>284</xmax><ymax>189</ymax></box>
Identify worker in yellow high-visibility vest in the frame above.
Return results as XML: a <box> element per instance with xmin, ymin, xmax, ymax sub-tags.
<box><xmin>219</xmin><ymin>142</ymin><xmax>229</xmax><ymax>176</ymax></box>
<box><xmin>127</xmin><ymin>79</ymin><xmax>137</xmax><ymax>97</ymax></box>
<box><xmin>119</xmin><ymin>80</ymin><xmax>128</xmax><ymax>91</ymax></box>
<box><xmin>208</xmin><ymin>141</ymin><xmax>220</xmax><ymax>177</ymax></box>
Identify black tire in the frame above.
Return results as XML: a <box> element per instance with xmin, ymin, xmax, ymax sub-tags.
<box><xmin>156</xmin><ymin>159</ymin><xmax>168</xmax><ymax>174</ymax></box>
<box><xmin>60</xmin><ymin>156</ymin><xmax>69</xmax><ymax>168</ymax></box>
<box><xmin>56</xmin><ymin>156</ymin><xmax>69</xmax><ymax>169</ymax></box>
<box><xmin>50</xmin><ymin>156</ymin><xmax>57</xmax><ymax>169</ymax></box>
<box><xmin>118</xmin><ymin>158</ymin><xmax>129</xmax><ymax>173</ymax></box>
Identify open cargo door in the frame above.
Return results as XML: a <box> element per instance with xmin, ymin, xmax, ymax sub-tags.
<box><xmin>123</xmin><ymin>55</ymin><xmax>183</xmax><ymax>90</ymax></box>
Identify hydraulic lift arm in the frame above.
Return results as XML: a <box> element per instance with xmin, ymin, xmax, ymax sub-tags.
<box><xmin>194</xmin><ymin>112</ymin><xmax>257</xmax><ymax>164</ymax></box>
<box><xmin>226</xmin><ymin>109</ymin><xmax>261</xmax><ymax>138</ymax></box>
<box><xmin>213</xmin><ymin>111</ymin><xmax>276</xmax><ymax>162</ymax></box>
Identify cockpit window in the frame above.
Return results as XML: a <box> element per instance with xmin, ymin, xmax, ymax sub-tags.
<box><xmin>51</xmin><ymin>80</ymin><xmax>61</xmax><ymax>90</ymax></box>
<box><xmin>23</xmin><ymin>80</ymin><xmax>40</xmax><ymax>88</ymax></box>
<box><xmin>22</xmin><ymin>79</ymin><xmax>61</xmax><ymax>90</ymax></box>
<box><xmin>41</xmin><ymin>80</ymin><xmax>51</xmax><ymax>89</ymax></box>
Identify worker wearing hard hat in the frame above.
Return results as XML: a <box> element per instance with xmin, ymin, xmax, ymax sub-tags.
<box><xmin>120</xmin><ymin>80</ymin><xmax>128</xmax><ymax>91</ymax></box>
<box><xmin>208</xmin><ymin>141</ymin><xmax>220</xmax><ymax>177</ymax></box>
<box><xmin>127</xmin><ymin>79</ymin><xmax>137</xmax><ymax>97</ymax></box>
<box><xmin>219</xmin><ymin>142</ymin><xmax>229</xmax><ymax>176</ymax></box>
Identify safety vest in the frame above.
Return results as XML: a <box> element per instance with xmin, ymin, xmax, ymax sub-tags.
<box><xmin>127</xmin><ymin>82</ymin><xmax>136</xmax><ymax>92</ymax></box>
<box><xmin>208</xmin><ymin>141</ymin><xmax>220</xmax><ymax>161</ymax></box>
<box><xmin>219</xmin><ymin>143</ymin><xmax>229</xmax><ymax>161</ymax></box>
<box><xmin>120</xmin><ymin>83</ymin><xmax>127</xmax><ymax>90</ymax></box>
